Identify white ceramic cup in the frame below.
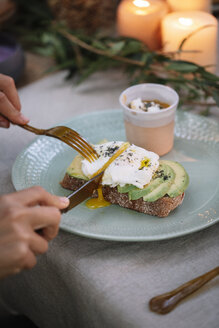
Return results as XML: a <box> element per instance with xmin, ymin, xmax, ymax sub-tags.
<box><xmin>119</xmin><ymin>83</ymin><xmax>179</xmax><ymax>156</ymax></box>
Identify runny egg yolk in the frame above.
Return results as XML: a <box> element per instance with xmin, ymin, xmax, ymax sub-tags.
<box><xmin>86</xmin><ymin>186</ymin><xmax>110</xmax><ymax>209</ymax></box>
<box><xmin>139</xmin><ymin>157</ymin><xmax>150</xmax><ymax>170</ymax></box>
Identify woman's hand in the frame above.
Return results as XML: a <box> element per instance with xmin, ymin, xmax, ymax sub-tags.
<box><xmin>0</xmin><ymin>187</ymin><xmax>69</xmax><ymax>279</ymax></box>
<box><xmin>0</xmin><ymin>73</ymin><xmax>29</xmax><ymax>128</ymax></box>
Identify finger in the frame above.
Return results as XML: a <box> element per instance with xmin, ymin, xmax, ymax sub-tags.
<box><xmin>0</xmin><ymin>243</ymin><xmax>21</xmax><ymax>278</ymax></box>
<box><xmin>0</xmin><ymin>114</ymin><xmax>10</xmax><ymax>128</ymax></box>
<box><xmin>11</xmin><ymin>242</ymin><xmax>37</xmax><ymax>270</ymax></box>
<box><xmin>0</xmin><ymin>242</ymin><xmax>36</xmax><ymax>277</ymax></box>
<box><xmin>40</xmin><ymin>223</ymin><xmax>60</xmax><ymax>242</ymax></box>
<box><xmin>0</xmin><ymin>216</ymin><xmax>48</xmax><ymax>255</ymax></box>
<box><xmin>10</xmin><ymin>186</ymin><xmax>69</xmax><ymax>209</ymax></box>
<box><xmin>0</xmin><ymin>74</ymin><xmax>21</xmax><ymax>110</ymax></box>
<box><xmin>0</xmin><ymin>91</ymin><xmax>29</xmax><ymax>125</ymax></box>
<box><xmin>21</xmin><ymin>248</ymin><xmax>37</xmax><ymax>270</ymax></box>
<box><xmin>29</xmin><ymin>232</ymin><xmax>49</xmax><ymax>255</ymax></box>
<box><xmin>24</xmin><ymin>206</ymin><xmax>61</xmax><ymax>241</ymax></box>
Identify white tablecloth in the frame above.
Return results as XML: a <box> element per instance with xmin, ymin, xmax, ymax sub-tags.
<box><xmin>0</xmin><ymin>70</ymin><xmax>218</xmax><ymax>328</ymax></box>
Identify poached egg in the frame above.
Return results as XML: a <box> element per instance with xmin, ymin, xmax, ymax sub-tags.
<box><xmin>81</xmin><ymin>141</ymin><xmax>159</xmax><ymax>189</ymax></box>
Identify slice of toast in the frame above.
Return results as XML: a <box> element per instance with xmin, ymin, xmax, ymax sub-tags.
<box><xmin>61</xmin><ymin>173</ymin><xmax>185</xmax><ymax>218</ymax></box>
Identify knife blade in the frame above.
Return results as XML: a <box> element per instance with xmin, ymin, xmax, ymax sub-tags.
<box><xmin>61</xmin><ymin>171</ymin><xmax>104</xmax><ymax>213</ymax></box>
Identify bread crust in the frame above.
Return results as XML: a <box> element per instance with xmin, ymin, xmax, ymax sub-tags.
<box><xmin>61</xmin><ymin>173</ymin><xmax>184</xmax><ymax>217</ymax></box>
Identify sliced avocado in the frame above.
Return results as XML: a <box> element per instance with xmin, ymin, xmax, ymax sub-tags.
<box><xmin>160</xmin><ymin>160</ymin><xmax>189</xmax><ymax>197</ymax></box>
<box><xmin>142</xmin><ymin>164</ymin><xmax>175</xmax><ymax>202</ymax></box>
<box><xmin>129</xmin><ymin>163</ymin><xmax>173</xmax><ymax>200</ymax></box>
<box><xmin>117</xmin><ymin>184</ymin><xmax>136</xmax><ymax>193</ymax></box>
<box><xmin>66</xmin><ymin>154</ymin><xmax>88</xmax><ymax>180</ymax></box>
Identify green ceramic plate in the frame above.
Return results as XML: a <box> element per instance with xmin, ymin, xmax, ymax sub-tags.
<box><xmin>12</xmin><ymin>110</ymin><xmax>219</xmax><ymax>241</ymax></box>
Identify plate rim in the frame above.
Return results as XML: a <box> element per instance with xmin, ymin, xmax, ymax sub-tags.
<box><xmin>59</xmin><ymin>216</ymin><xmax>218</xmax><ymax>242</ymax></box>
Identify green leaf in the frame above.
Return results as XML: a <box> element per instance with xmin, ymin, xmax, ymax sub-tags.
<box><xmin>45</xmin><ymin>59</ymin><xmax>76</xmax><ymax>73</ymax></box>
<box><xmin>109</xmin><ymin>41</ymin><xmax>125</xmax><ymax>55</ymax></box>
<box><xmin>77</xmin><ymin>57</ymin><xmax>118</xmax><ymax>83</ymax></box>
<box><xmin>120</xmin><ymin>40</ymin><xmax>142</xmax><ymax>56</ymax></box>
<box><xmin>40</xmin><ymin>33</ymin><xmax>71</xmax><ymax>62</ymax></box>
<box><xmin>212</xmin><ymin>91</ymin><xmax>219</xmax><ymax>107</ymax></box>
<box><xmin>32</xmin><ymin>46</ymin><xmax>54</xmax><ymax>57</ymax></box>
<box><xmin>199</xmin><ymin>69</ymin><xmax>219</xmax><ymax>82</ymax></box>
<box><xmin>166</xmin><ymin>62</ymin><xmax>199</xmax><ymax>73</ymax></box>
<box><xmin>92</xmin><ymin>40</ymin><xmax>107</xmax><ymax>50</ymax></box>
<box><xmin>141</xmin><ymin>52</ymin><xmax>154</xmax><ymax>67</ymax></box>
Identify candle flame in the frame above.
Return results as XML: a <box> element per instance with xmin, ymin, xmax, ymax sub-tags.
<box><xmin>178</xmin><ymin>17</ymin><xmax>193</xmax><ymax>27</ymax></box>
<box><xmin>133</xmin><ymin>0</ymin><xmax>150</xmax><ymax>8</ymax></box>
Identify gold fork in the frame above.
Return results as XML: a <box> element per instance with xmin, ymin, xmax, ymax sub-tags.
<box><xmin>19</xmin><ymin>124</ymin><xmax>98</xmax><ymax>163</ymax></box>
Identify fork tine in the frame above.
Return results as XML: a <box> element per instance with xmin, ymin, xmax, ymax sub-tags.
<box><xmin>65</xmin><ymin>137</ymin><xmax>97</xmax><ymax>162</ymax></box>
<box><xmin>65</xmin><ymin>130</ymin><xmax>99</xmax><ymax>160</ymax></box>
<box><xmin>63</xmin><ymin>133</ymin><xmax>94</xmax><ymax>155</ymax></box>
<box><xmin>63</xmin><ymin>135</ymin><xmax>96</xmax><ymax>162</ymax></box>
<box><xmin>64</xmin><ymin>132</ymin><xmax>98</xmax><ymax>161</ymax></box>
<box><xmin>61</xmin><ymin>136</ymin><xmax>94</xmax><ymax>163</ymax></box>
<box><xmin>68</xmin><ymin>134</ymin><xmax>98</xmax><ymax>160</ymax></box>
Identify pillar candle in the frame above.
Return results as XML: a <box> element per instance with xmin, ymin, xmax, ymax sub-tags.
<box><xmin>117</xmin><ymin>0</ymin><xmax>169</xmax><ymax>50</ymax></box>
<box><xmin>162</xmin><ymin>11</ymin><xmax>218</xmax><ymax>72</ymax></box>
<box><xmin>166</xmin><ymin>0</ymin><xmax>212</xmax><ymax>13</ymax></box>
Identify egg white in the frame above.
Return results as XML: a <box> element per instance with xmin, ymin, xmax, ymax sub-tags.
<box><xmin>81</xmin><ymin>141</ymin><xmax>159</xmax><ymax>189</ymax></box>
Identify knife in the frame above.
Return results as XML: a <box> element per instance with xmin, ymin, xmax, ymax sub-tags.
<box><xmin>61</xmin><ymin>171</ymin><xmax>104</xmax><ymax>213</ymax></box>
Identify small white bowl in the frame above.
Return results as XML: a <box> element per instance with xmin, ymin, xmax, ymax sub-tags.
<box><xmin>119</xmin><ymin>83</ymin><xmax>179</xmax><ymax>156</ymax></box>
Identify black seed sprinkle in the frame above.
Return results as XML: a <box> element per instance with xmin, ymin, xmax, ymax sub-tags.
<box><xmin>103</xmin><ymin>145</ymin><xmax>119</xmax><ymax>157</ymax></box>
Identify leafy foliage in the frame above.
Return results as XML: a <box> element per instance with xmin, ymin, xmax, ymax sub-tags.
<box><xmin>6</xmin><ymin>0</ymin><xmax>219</xmax><ymax>113</ymax></box>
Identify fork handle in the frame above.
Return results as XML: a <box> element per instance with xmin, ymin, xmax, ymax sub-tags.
<box><xmin>18</xmin><ymin>124</ymin><xmax>45</xmax><ymax>135</ymax></box>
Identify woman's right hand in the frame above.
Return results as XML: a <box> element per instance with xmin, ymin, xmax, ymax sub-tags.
<box><xmin>0</xmin><ymin>187</ymin><xmax>69</xmax><ymax>279</ymax></box>
<box><xmin>0</xmin><ymin>73</ymin><xmax>29</xmax><ymax>128</ymax></box>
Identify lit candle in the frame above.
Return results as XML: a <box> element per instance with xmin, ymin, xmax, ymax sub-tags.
<box><xmin>117</xmin><ymin>0</ymin><xmax>169</xmax><ymax>50</ymax></box>
<box><xmin>162</xmin><ymin>11</ymin><xmax>218</xmax><ymax>72</ymax></box>
<box><xmin>166</xmin><ymin>0</ymin><xmax>212</xmax><ymax>13</ymax></box>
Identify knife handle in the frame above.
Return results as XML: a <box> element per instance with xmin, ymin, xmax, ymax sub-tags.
<box><xmin>61</xmin><ymin>207</ymin><xmax>68</xmax><ymax>214</ymax></box>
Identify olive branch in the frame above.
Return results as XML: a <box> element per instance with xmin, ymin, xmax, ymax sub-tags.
<box><xmin>5</xmin><ymin>0</ymin><xmax>219</xmax><ymax>115</ymax></box>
